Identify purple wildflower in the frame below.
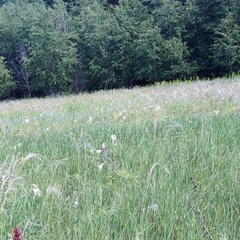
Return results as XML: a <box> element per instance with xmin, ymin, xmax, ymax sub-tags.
<box><xmin>13</xmin><ymin>226</ymin><xmax>23</xmax><ymax>240</ymax></box>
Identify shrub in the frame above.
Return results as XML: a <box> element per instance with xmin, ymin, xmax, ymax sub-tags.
<box><xmin>0</xmin><ymin>56</ymin><xmax>15</xmax><ymax>99</ymax></box>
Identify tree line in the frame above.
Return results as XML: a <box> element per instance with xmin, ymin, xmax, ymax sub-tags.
<box><xmin>0</xmin><ymin>0</ymin><xmax>239</xmax><ymax>99</ymax></box>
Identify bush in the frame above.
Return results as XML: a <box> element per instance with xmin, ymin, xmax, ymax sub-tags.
<box><xmin>0</xmin><ymin>56</ymin><xmax>15</xmax><ymax>99</ymax></box>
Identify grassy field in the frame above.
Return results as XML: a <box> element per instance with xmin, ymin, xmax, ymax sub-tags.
<box><xmin>0</xmin><ymin>79</ymin><xmax>240</xmax><ymax>239</ymax></box>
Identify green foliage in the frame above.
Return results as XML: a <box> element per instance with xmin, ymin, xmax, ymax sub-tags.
<box><xmin>212</xmin><ymin>12</ymin><xmax>240</xmax><ymax>76</ymax></box>
<box><xmin>75</xmin><ymin>0</ymin><xmax>196</xmax><ymax>90</ymax></box>
<box><xmin>0</xmin><ymin>1</ymin><xmax>40</xmax><ymax>96</ymax></box>
<box><xmin>0</xmin><ymin>56</ymin><xmax>15</xmax><ymax>99</ymax></box>
<box><xmin>0</xmin><ymin>0</ymin><xmax>239</xmax><ymax>98</ymax></box>
<box><xmin>147</xmin><ymin>0</ymin><xmax>185</xmax><ymax>39</ymax></box>
<box><xmin>0</xmin><ymin>0</ymin><xmax>77</xmax><ymax>97</ymax></box>
<box><xmin>26</xmin><ymin>0</ymin><xmax>77</xmax><ymax>95</ymax></box>
<box><xmin>181</xmin><ymin>0</ymin><xmax>240</xmax><ymax>77</ymax></box>
<box><xmin>77</xmin><ymin>2</ymin><xmax>119</xmax><ymax>90</ymax></box>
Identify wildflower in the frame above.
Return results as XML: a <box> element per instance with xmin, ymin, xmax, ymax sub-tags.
<box><xmin>32</xmin><ymin>184</ymin><xmax>41</xmax><ymax>197</ymax></box>
<box><xmin>111</xmin><ymin>135</ymin><xmax>117</xmax><ymax>145</ymax></box>
<box><xmin>25</xmin><ymin>119</ymin><xmax>30</xmax><ymax>123</ymax></box>
<box><xmin>102</xmin><ymin>143</ymin><xmax>106</xmax><ymax>151</ymax></box>
<box><xmin>88</xmin><ymin>117</ymin><xmax>93</xmax><ymax>124</ymax></box>
<box><xmin>148</xmin><ymin>204</ymin><xmax>158</xmax><ymax>212</ymax></box>
<box><xmin>96</xmin><ymin>150</ymin><xmax>102</xmax><ymax>154</ymax></box>
<box><xmin>115</xmin><ymin>111</ymin><xmax>127</xmax><ymax>120</ymax></box>
<box><xmin>12</xmin><ymin>226</ymin><xmax>23</xmax><ymax>240</ymax></box>
<box><xmin>13</xmin><ymin>143</ymin><xmax>22</xmax><ymax>151</ymax></box>
<box><xmin>135</xmin><ymin>234</ymin><xmax>140</xmax><ymax>240</ymax></box>
<box><xmin>98</xmin><ymin>163</ymin><xmax>104</xmax><ymax>171</ymax></box>
<box><xmin>102</xmin><ymin>143</ymin><xmax>107</xmax><ymax>159</ymax></box>
<box><xmin>154</xmin><ymin>105</ymin><xmax>161</xmax><ymax>113</ymax></box>
<box><xmin>73</xmin><ymin>200</ymin><xmax>79</xmax><ymax>208</ymax></box>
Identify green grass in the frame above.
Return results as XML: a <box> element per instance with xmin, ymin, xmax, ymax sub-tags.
<box><xmin>0</xmin><ymin>79</ymin><xmax>240</xmax><ymax>239</ymax></box>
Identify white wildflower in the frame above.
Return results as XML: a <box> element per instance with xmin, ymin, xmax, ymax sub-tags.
<box><xmin>111</xmin><ymin>135</ymin><xmax>117</xmax><ymax>145</ymax></box>
<box><xmin>135</xmin><ymin>234</ymin><xmax>140</xmax><ymax>240</ymax></box>
<box><xmin>115</xmin><ymin>111</ymin><xmax>127</xmax><ymax>120</ymax></box>
<box><xmin>73</xmin><ymin>200</ymin><xmax>79</xmax><ymax>208</ymax></box>
<box><xmin>88</xmin><ymin>117</ymin><xmax>93</xmax><ymax>124</ymax></box>
<box><xmin>148</xmin><ymin>204</ymin><xmax>158</xmax><ymax>212</ymax></box>
<box><xmin>155</xmin><ymin>105</ymin><xmax>161</xmax><ymax>112</ymax></box>
<box><xmin>102</xmin><ymin>143</ymin><xmax>106</xmax><ymax>149</ymax></box>
<box><xmin>98</xmin><ymin>163</ymin><xmax>104</xmax><ymax>171</ymax></box>
<box><xmin>25</xmin><ymin>119</ymin><xmax>30</xmax><ymax>123</ymax></box>
<box><xmin>32</xmin><ymin>184</ymin><xmax>41</xmax><ymax>197</ymax></box>
<box><xmin>89</xmin><ymin>149</ymin><xmax>95</xmax><ymax>154</ymax></box>
<box><xmin>14</xmin><ymin>143</ymin><xmax>22</xmax><ymax>151</ymax></box>
<box><xmin>96</xmin><ymin>150</ymin><xmax>102</xmax><ymax>154</ymax></box>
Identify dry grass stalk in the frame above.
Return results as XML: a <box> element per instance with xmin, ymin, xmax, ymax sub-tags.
<box><xmin>181</xmin><ymin>190</ymin><xmax>214</xmax><ymax>240</ymax></box>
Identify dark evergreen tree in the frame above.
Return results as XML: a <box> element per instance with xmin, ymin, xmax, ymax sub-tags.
<box><xmin>182</xmin><ymin>0</ymin><xmax>229</xmax><ymax>77</ymax></box>
<box><xmin>137</xmin><ymin>0</ymin><xmax>196</xmax><ymax>80</ymax></box>
<box><xmin>212</xmin><ymin>0</ymin><xmax>240</xmax><ymax>76</ymax></box>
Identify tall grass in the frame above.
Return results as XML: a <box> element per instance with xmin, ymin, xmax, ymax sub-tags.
<box><xmin>0</xmin><ymin>79</ymin><xmax>239</xmax><ymax>239</ymax></box>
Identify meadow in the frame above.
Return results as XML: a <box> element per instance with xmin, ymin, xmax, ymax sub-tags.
<box><xmin>0</xmin><ymin>79</ymin><xmax>240</xmax><ymax>239</ymax></box>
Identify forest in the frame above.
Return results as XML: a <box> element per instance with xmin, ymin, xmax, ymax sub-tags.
<box><xmin>0</xmin><ymin>0</ymin><xmax>239</xmax><ymax>99</ymax></box>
